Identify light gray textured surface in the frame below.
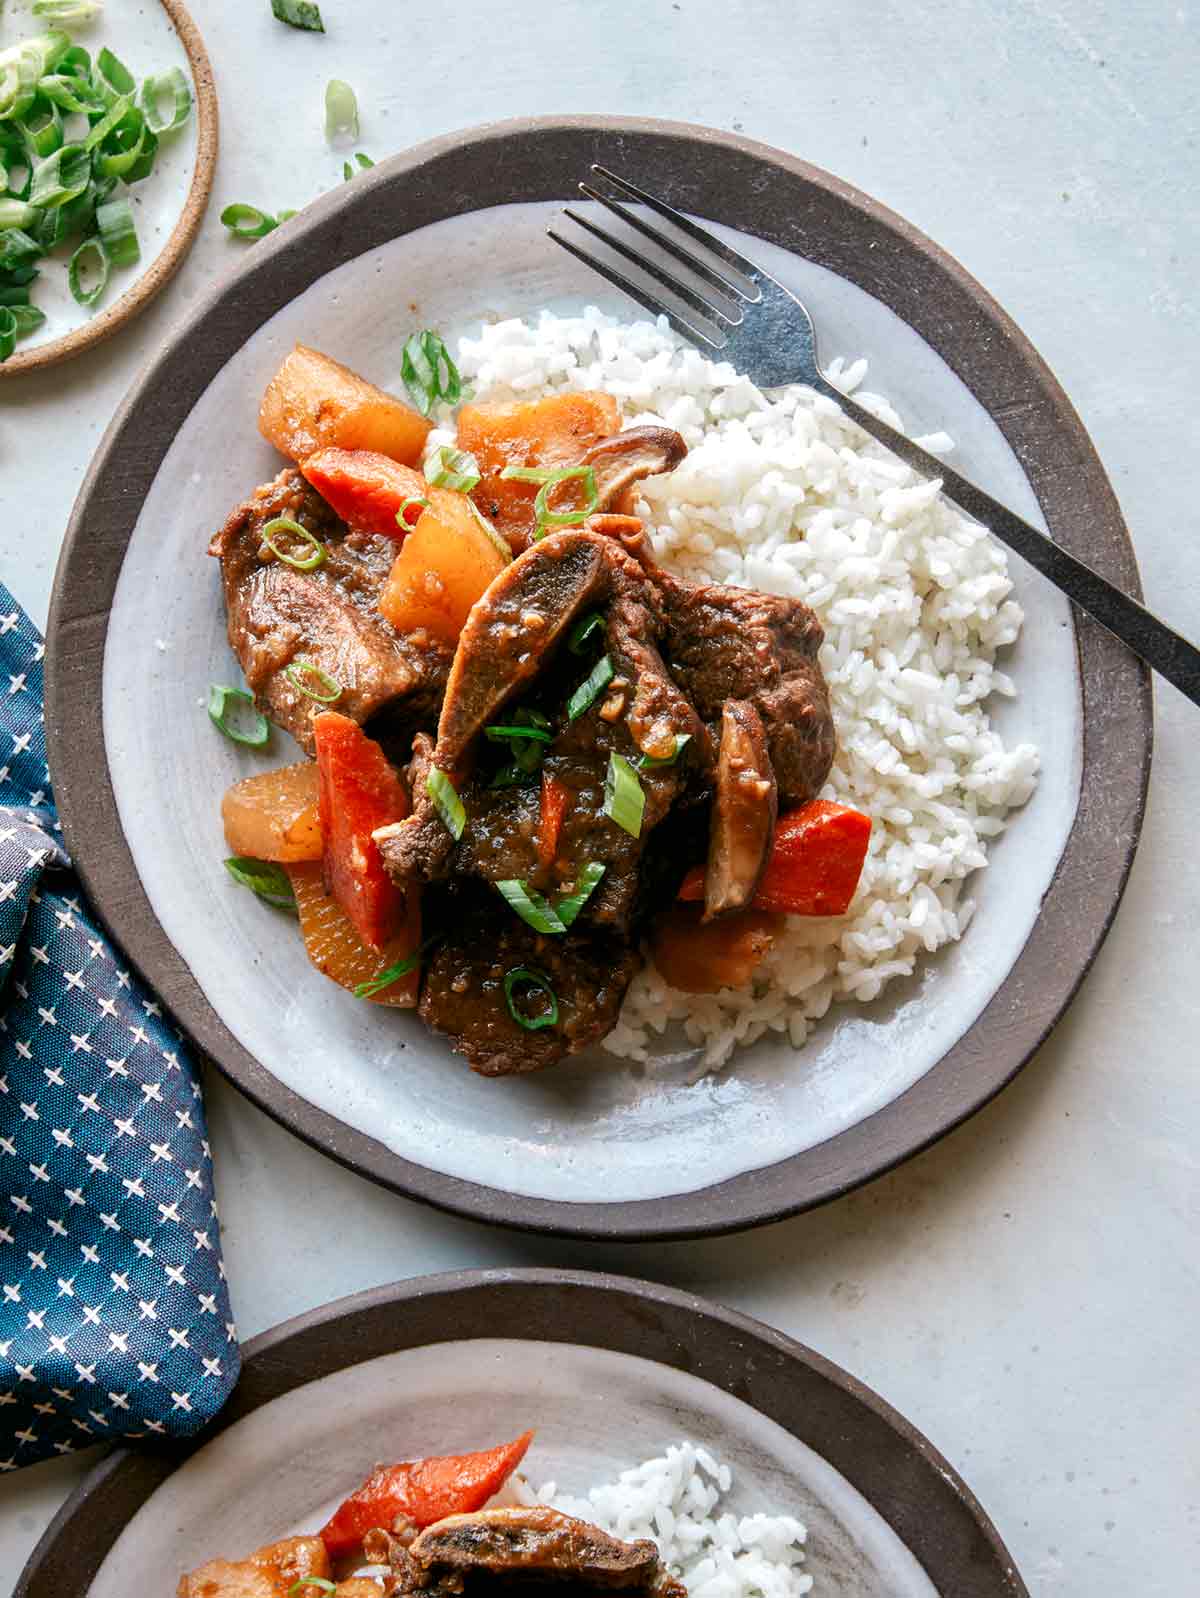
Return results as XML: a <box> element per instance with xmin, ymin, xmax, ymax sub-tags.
<box><xmin>1</xmin><ymin>0</ymin><xmax>1197</xmax><ymax>1593</ymax></box>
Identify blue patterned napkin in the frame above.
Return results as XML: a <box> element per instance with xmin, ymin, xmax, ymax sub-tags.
<box><xmin>0</xmin><ymin>586</ymin><xmax>239</xmax><ymax>1471</ymax></box>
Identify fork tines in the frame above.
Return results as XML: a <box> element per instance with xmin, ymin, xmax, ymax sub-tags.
<box><xmin>548</xmin><ymin>164</ymin><xmax>762</xmax><ymax>351</ymax></box>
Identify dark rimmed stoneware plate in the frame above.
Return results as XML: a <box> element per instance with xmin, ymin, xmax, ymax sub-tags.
<box><xmin>16</xmin><ymin>1269</ymin><xmax>1029</xmax><ymax>1596</ymax></box>
<box><xmin>45</xmin><ymin>116</ymin><xmax>1151</xmax><ymax>1240</ymax></box>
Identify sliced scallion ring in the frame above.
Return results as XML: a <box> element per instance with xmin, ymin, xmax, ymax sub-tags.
<box><xmin>67</xmin><ymin>234</ymin><xmax>109</xmax><ymax>307</ymax></box>
<box><xmin>636</xmin><ymin>733</ymin><xmax>691</xmax><ymax>770</ymax></box>
<box><xmin>260</xmin><ymin>515</ymin><xmax>326</xmax><ymax>571</ymax></box>
<box><xmin>288</xmin><ymin>1579</ymin><xmax>337</xmax><ymax>1596</ymax></box>
<box><xmin>37</xmin><ymin>72</ymin><xmax>102</xmax><ymax>113</ymax></box>
<box><xmin>554</xmin><ymin>861</ymin><xmax>606</xmax><ymax>928</ymax></box>
<box><xmin>324</xmin><ymin>78</ymin><xmax>358</xmax><ymax>139</ymax></box>
<box><xmin>224</xmin><ymin>857</ymin><xmax>296</xmax><ymax>910</ymax></box>
<box><xmin>139</xmin><ymin>66</ymin><xmax>192</xmax><ymax>134</ymax></box>
<box><xmin>0</xmin><ymin>198</ymin><xmax>37</xmax><ymax>231</ymax></box>
<box><xmin>485</xmin><ymin>723</ymin><xmax>553</xmax><ymax>746</ymax></box>
<box><xmin>28</xmin><ymin>141</ymin><xmax>89</xmax><ymax>207</ymax></box>
<box><xmin>93</xmin><ymin>110</ymin><xmax>153</xmax><ymax>181</ymax></box>
<box><xmin>96</xmin><ymin>196</ymin><xmax>139</xmax><ymax>266</ymax></box>
<box><xmin>566</xmin><ymin>653</ymin><xmax>613</xmax><ymax>721</ymax></box>
<box><xmin>495</xmin><ymin>879</ymin><xmax>567</xmax><ymax>935</ymax></box>
<box><xmin>208</xmin><ymin>684</ymin><xmax>270</xmax><ymax>747</ymax></box>
<box><xmin>94</xmin><ymin>44</ymin><xmax>135</xmax><ymax>102</ymax></box>
<box><xmin>31</xmin><ymin>2</ymin><xmax>104</xmax><ymax>26</ymax></box>
<box><xmin>272</xmin><ymin>0</ymin><xmax>325</xmax><ymax>30</ymax></box>
<box><xmin>603</xmin><ymin>752</ymin><xmax>645</xmax><ymax>839</ymax></box>
<box><xmin>396</xmin><ymin>494</ymin><xmax>429</xmax><ymax>530</ymax></box>
<box><xmin>0</xmin><ymin>308</ymin><xmax>17</xmax><ymax>363</ymax></box>
<box><xmin>353</xmin><ymin>935</ymin><xmax>440</xmax><ymax>999</ymax></box>
<box><xmin>401</xmin><ymin>329</ymin><xmax>462</xmax><ymax>417</ymax></box>
<box><xmin>284</xmin><ymin>660</ymin><xmax>341</xmax><ymax>704</ymax></box>
<box><xmin>82</xmin><ymin>90</ymin><xmax>132</xmax><ymax>150</ymax></box>
<box><xmin>503</xmin><ymin>966</ymin><xmax>559</xmax><ymax>1031</ymax></box>
<box><xmin>220</xmin><ymin>203</ymin><xmax>278</xmax><ymax>240</ymax></box>
<box><xmin>567</xmin><ymin>610</ymin><xmax>605</xmax><ymax>655</ymax></box>
<box><xmin>500</xmin><ymin>463</ymin><xmax>598</xmax><ymax>537</ymax></box>
<box><xmin>20</xmin><ymin>94</ymin><xmax>64</xmax><ymax>159</ymax></box>
<box><xmin>489</xmin><ymin>762</ymin><xmax>531</xmax><ymax>789</ymax></box>
<box><xmin>425</xmin><ymin>444</ymin><xmax>480</xmax><ymax>493</ymax></box>
<box><xmin>426</xmin><ymin>768</ymin><xmax>466</xmax><ymax>840</ymax></box>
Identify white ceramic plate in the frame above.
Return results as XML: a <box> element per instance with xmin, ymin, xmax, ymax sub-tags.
<box><xmin>46</xmin><ymin>119</ymin><xmax>1151</xmax><ymax>1237</ymax></box>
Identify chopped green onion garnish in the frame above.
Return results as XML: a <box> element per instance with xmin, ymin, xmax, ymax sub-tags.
<box><xmin>425</xmin><ymin>444</ymin><xmax>480</xmax><ymax>493</ymax></box>
<box><xmin>220</xmin><ymin>203</ymin><xmax>279</xmax><ymax>240</ymax></box>
<box><xmin>554</xmin><ymin>861</ymin><xmax>606</xmax><ymax>928</ymax></box>
<box><xmin>67</xmin><ymin>234</ymin><xmax>108</xmax><ymax>307</ymax></box>
<box><xmin>636</xmin><ymin>733</ymin><xmax>691</xmax><ymax>770</ymax></box>
<box><xmin>485</xmin><ymin>723</ymin><xmax>553</xmax><ymax>746</ymax></box>
<box><xmin>284</xmin><ymin>660</ymin><xmax>341</xmax><ymax>703</ymax></box>
<box><xmin>29</xmin><ymin>141</ymin><xmax>89</xmax><ymax>207</ymax></box>
<box><xmin>0</xmin><ymin>229</ymin><xmax>42</xmax><ymax>271</ymax></box>
<box><xmin>224</xmin><ymin>857</ymin><xmax>296</xmax><ymax>910</ymax></box>
<box><xmin>353</xmin><ymin>936</ymin><xmax>438</xmax><ymax>999</ymax></box>
<box><xmin>495</xmin><ymin>879</ymin><xmax>567</xmax><ymax>935</ymax></box>
<box><xmin>325</xmin><ymin>78</ymin><xmax>357</xmax><ymax>139</ymax></box>
<box><xmin>426</xmin><ymin>767</ymin><xmax>465</xmax><ymax>840</ymax></box>
<box><xmin>96</xmin><ymin>196</ymin><xmax>138</xmax><ymax>266</ymax></box>
<box><xmin>489</xmin><ymin>762</ymin><xmax>531</xmax><ymax>789</ymax></box>
<box><xmin>342</xmin><ymin>150</ymin><xmax>373</xmax><ymax>179</ymax></box>
<box><xmin>93</xmin><ymin>45</ymin><xmax>134</xmax><ymax>102</ymax></box>
<box><xmin>260</xmin><ymin>515</ymin><xmax>326</xmax><ymax>570</ymax></box>
<box><xmin>139</xmin><ymin>67</ymin><xmax>191</xmax><ymax>134</ymax></box>
<box><xmin>401</xmin><ymin>329</ymin><xmax>462</xmax><ymax>417</ymax></box>
<box><xmin>272</xmin><ymin>0</ymin><xmax>325</xmax><ymax>29</ymax></box>
<box><xmin>288</xmin><ymin>1579</ymin><xmax>337</xmax><ymax>1596</ymax></box>
<box><xmin>500</xmin><ymin>463</ymin><xmax>598</xmax><ymax>538</ymax></box>
<box><xmin>503</xmin><ymin>967</ymin><xmax>559</xmax><ymax>1031</ymax></box>
<box><xmin>21</xmin><ymin>95</ymin><xmax>65</xmax><ymax>158</ymax></box>
<box><xmin>81</xmin><ymin>90</ymin><xmax>132</xmax><ymax>150</ymax></box>
<box><xmin>0</xmin><ymin>199</ymin><xmax>37</xmax><ymax>231</ymax></box>
<box><xmin>396</xmin><ymin>494</ymin><xmax>429</xmax><ymax>530</ymax></box>
<box><xmin>208</xmin><ymin>684</ymin><xmax>270</xmax><ymax>747</ymax></box>
<box><xmin>93</xmin><ymin>109</ymin><xmax>154</xmax><ymax>181</ymax></box>
<box><xmin>603</xmin><ymin>752</ymin><xmax>645</xmax><ymax>839</ymax></box>
<box><xmin>31</xmin><ymin>1</ymin><xmax>104</xmax><ymax>22</ymax></box>
<box><xmin>39</xmin><ymin>72</ymin><xmax>103</xmax><ymax>112</ymax></box>
<box><xmin>566</xmin><ymin>653</ymin><xmax>613</xmax><ymax>721</ymax></box>
<box><xmin>567</xmin><ymin>610</ymin><xmax>605</xmax><ymax>654</ymax></box>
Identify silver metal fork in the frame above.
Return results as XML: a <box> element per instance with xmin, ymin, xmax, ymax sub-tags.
<box><xmin>549</xmin><ymin>165</ymin><xmax>1200</xmax><ymax>709</ymax></box>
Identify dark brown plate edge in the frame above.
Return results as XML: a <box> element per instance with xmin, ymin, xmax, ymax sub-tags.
<box><xmin>14</xmin><ymin>1267</ymin><xmax>1029</xmax><ymax>1598</ymax></box>
<box><xmin>43</xmin><ymin>114</ymin><xmax>1152</xmax><ymax>1242</ymax></box>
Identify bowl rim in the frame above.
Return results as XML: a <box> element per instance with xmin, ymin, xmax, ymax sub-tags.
<box><xmin>44</xmin><ymin>114</ymin><xmax>1152</xmax><ymax>1240</ymax></box>
<box><xmin>14</xmin><ymin>1266</ymin><xmax>1029</xmax><ymax>1597</ymax></box>
<box><xmin>0</xmin><ymin>0</ymin><xmax>219</xmax><ymax>378</ymax></box>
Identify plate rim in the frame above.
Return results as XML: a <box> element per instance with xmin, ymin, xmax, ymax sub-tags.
<box><xmin>0</xmin><ymin>0</ymin><xmax>219</xmax><ymax>378</ymax></box>
<box><xmin>44</xmin><ymin>114</ymin><xmax>1153</xmax><ymax>1240</ymax></box>
<box><xmin>13</xmin><ymin>1266</ymin><xmax>1029</xmax><ymax>1598</ymax></box>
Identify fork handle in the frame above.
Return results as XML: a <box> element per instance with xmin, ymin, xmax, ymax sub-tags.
<box><xmin>820</xmin><ymin>379</ymin><xmax>1200</xmax><ymax>708</ymax></box>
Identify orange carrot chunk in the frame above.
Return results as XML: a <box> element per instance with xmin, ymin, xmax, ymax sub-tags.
<box><xmin>320</xmin><ymin>1432</ymin><xmax>535</xmax><ymax>1560</ymax></box>
<box><xmin>300</xmin><ymin>448</ymin><xmax>432</xmax><ymax>540</ymax></box>
<box><xmin>650</xmin><ymin>904</ymin><xmax>777</xmax><ymax>994</ymax></box>
<box><xmin>679</xmin><ymin>800</ymin><xmax>870</xmax><ymax>918</ymax></box>
<box><xmin>538</xmin><ymin>773</ymin><xmax>571</xmax><ymax>872</ymax></box>
<box><xmin>313</xmin><ymin>712</ymin><xmax>409</xmax><ymax>951</ymax></box>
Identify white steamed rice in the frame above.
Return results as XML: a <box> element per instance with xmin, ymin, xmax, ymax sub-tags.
<box><xmin>433</xmin><ymin>307</ymin><xmax>1039</xmax><ymax>1071</ymax></box>
<box><xmin>518</xmin><ymin>1440</ymin><xmax>813</xmax><ymax>1598</ymax></box>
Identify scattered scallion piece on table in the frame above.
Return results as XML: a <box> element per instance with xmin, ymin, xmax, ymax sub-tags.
<box><xmin>260</xmin><ymin>514</ymin><xmax>326</xmax><ymax>570</ymax></box>
<box><xmin>207</xmin><ymin>684</ymin><xmax>270</xmax><ymax>747</ymax></box>
<box><xmin>503</xmin><ymin>966</ymin><xmax>559</xmax><ymax>1031</ymax></box>
<box><xmin>566</xmin><ymin>653</ymin><xmax>613</xmax><ymax>721</ymax></box>
<box><xmin>494</xmin><ymin>879</ymin><xmax>567</xmax><ymax>935</ymax></box>
<box><xmin>341</xmin><ymin>151</ymin><xmax>372</xmax><ymax>181</ymax></box>
<box><xmin>426</xmin><ymin>767</ymin><xmax>465</xmax><ymax>840</ymax></box>
<box><xmin>284</xmin><ymin>659</ymin><xmax>342</xmax><ymax>703</ymax></box>
<box><xmin>604</xmin><ymin>752</ymin><xmax>645</xmax><ymax>838</ymax></box>
<box><xmin>400</xmin><ymin>329</ymin><xmax>462</xmax><ymax>416</ymax></box>
<box><xmin>271</xmin><ymin>0</ymin><xmax>324</xmax><ymax>31</ymax></box>
<box><xmin>224</xmin><ymin>857</ymin><xmax>296</xmax><ymax>910</ymax></box>
<box><xmin>220</xmin><ymin>202</ymin><xmax>279</xmax><ymax>240</ymax></box>
<box><xmin>324</xmin><ymin>78</ymin><xmax>357</xmax><ymax>139</ymax></box>
<box><xmin>425</xmin><ymin>444</ymin><xmax>480</xmax><ymax>493</ymax></box>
